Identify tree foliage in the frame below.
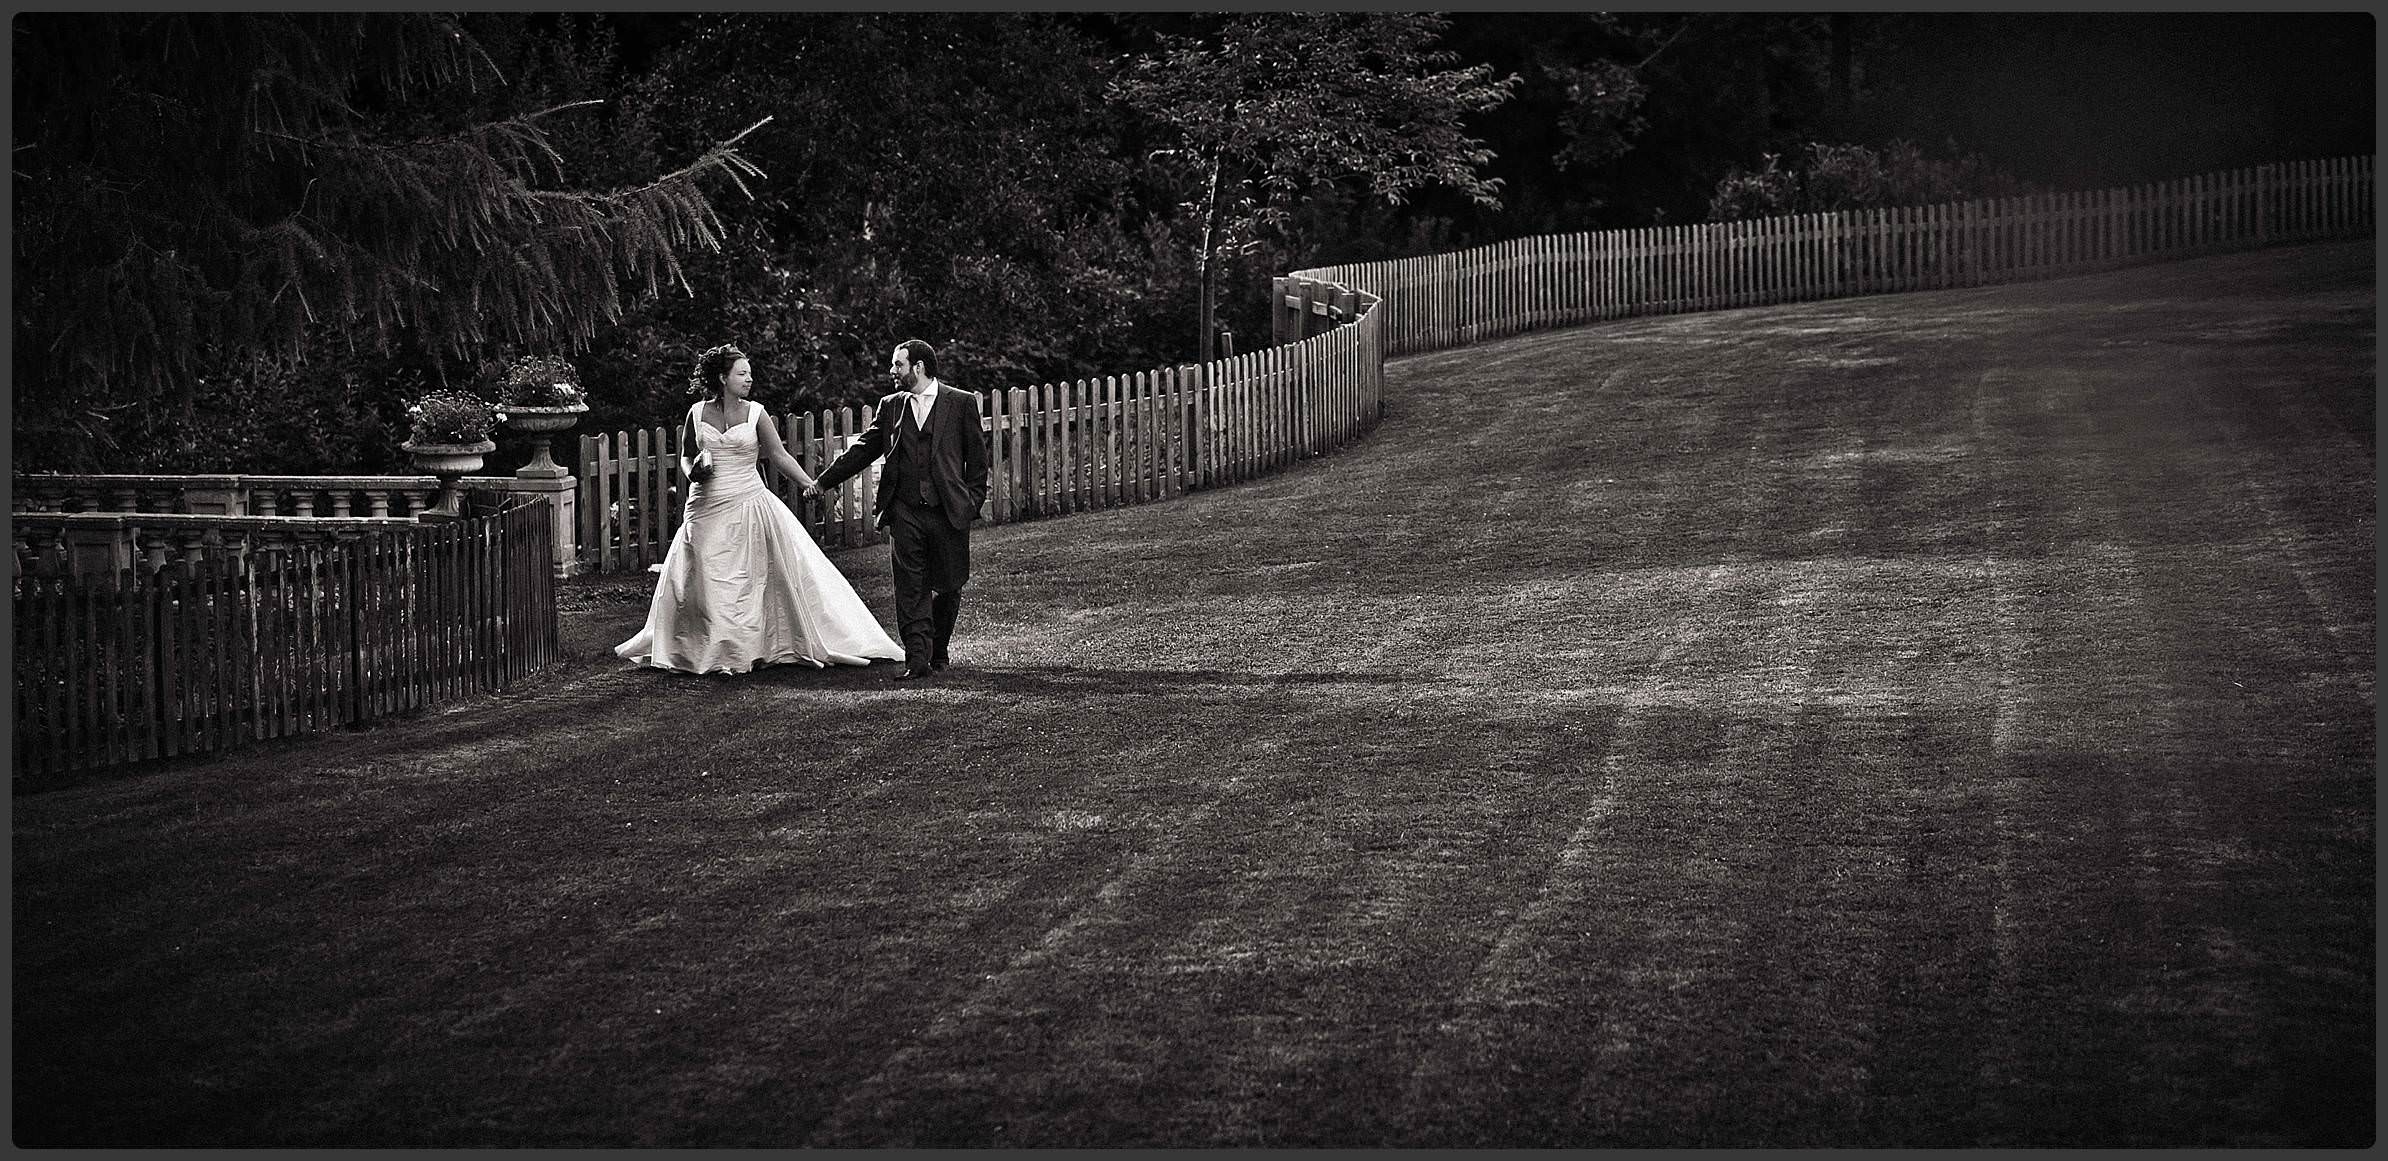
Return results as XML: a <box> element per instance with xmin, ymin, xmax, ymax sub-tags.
<box><xmin>10</xmin><ymin>13</ymin><xmax>2365</xmax><ymax>476</ymax></box>
<box><xmin>11</xmin><ymin>13</ymin><xmax>764</xmax><ymax>470</ymax></box>
<box><xmin>1706</xmin><ymin>140</ymin><xmax>2034</xmax><ymax>222</ymax></box>
<box><xmin>552</xmin><ymin>12</ymin><xmax>1185</xmax><ymax>432</ymax></box>
<box><xmin>1107</xmin><ymin>12</ymin><xmax>1518</xmax><ymax>361</ymax></box>
<box><xmin>1400</xmin><ymin>13</ymin><xmax>1846</xmax><ymax>239</ymax></box>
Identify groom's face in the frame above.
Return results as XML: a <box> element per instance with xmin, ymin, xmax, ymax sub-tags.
<box><xmin>889</xmin><ymin>347</ymin><xmax>918</xmax><ymax>391</ymax></box>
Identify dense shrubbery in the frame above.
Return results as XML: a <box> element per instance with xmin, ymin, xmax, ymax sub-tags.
<box><xmin>1705</xmin><ymin>140</ymin><xmax>2033</xmax><ymax>221</ymax></box>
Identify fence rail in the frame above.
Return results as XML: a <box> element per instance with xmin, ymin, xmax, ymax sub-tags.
<box><xmin>578</xmin><ymin>302</ymin><xmax>1385</xmax><ymax>563</ymax></box>
<box><xmin>12</xmin><ymin>499</ymin><xmax>558</xmax><ymax>782</ymax></box>
<box><xmin>1293</xmin><ymin>155</ymin><xmax>2373</xmax><ymax>356</ymax></box>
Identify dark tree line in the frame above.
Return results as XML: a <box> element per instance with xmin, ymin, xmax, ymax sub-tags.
<box><xmin>11</xmin><ymin>12</ymin><xmax>2368</xmax><ymax>475</ymax></box>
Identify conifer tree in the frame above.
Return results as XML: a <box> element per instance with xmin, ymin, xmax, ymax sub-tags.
<box><xmin>11</xmin><ymin>13</ymin><xmax>766</xmax><ymax>469</ymax></box>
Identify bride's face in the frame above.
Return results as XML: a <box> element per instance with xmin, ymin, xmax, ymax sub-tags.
<box><xmin>722</xmin><ymin>358</ymin><xmax>753</xmax><ymax>399</ymax></box>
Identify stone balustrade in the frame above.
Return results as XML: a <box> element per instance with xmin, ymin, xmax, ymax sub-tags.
<box><xmin>13</xmin><ymin>512</ymin><xmax>419</xmax><ymax>580</ymax></box>
<box><xmin>15</xmin><ymin>471</ymin><xmax>582</xmax><ymax>579</ymax></box>
<box><xmin>12</xmin><ymin>473</ymin><xmax>449</xmax><ymax>519</ymax></box>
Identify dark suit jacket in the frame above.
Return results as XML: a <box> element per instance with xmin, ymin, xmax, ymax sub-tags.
<box><xmin>815</xmin><ymin>382</ymin><xmax>990</xmax><ymax>531</ymax></box>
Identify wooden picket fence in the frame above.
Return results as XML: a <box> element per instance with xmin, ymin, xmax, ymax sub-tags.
<box><xmin>1295</xmin><ymin>155</ymin><xmax>2374</xmax><ymax>356</ymax></box>
<box><xmin>576</xmin><ymin>155</ymin><xmax>2369</xmax><ymax>571</ymax></box>
<box><xmin>12</xmin><ymin>498</ymin><xmax>558</xmax><ymax>782</ymax></box>
<box><xmin>578</xmin><ymin>298</ymin><xmax>1386</xmax><ymax>564</ymax></box>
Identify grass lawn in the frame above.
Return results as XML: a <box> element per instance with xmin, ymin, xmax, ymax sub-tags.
<box><xmin>11</xmin><ymin>241</ymin><xmax>2374</xmax><ymax>1147</ymax></box>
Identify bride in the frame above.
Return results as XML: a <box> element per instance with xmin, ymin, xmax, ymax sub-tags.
<box><xmin>615</xmin><ymin>344</ymin><xmax>905</xmax><ymax>674</ymax></box>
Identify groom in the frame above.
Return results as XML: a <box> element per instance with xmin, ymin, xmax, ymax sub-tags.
<box><xmin>807</xmin><ymin>339</ymin><xmax>990</xmax><ymax>681</ymax></box>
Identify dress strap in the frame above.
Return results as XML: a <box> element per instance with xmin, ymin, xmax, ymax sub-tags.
<box><xmin>747</xmin><ymin>399</ymin><xmax>764</xmax><ymax>427</ymax></box>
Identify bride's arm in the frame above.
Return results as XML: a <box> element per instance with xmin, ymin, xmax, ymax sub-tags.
<box><xmin>755</xmin><ymin>413</ymin><xmax>817</xmax><ymax>492</ymax></box>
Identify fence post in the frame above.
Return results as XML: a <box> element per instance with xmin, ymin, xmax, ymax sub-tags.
<box><xmin>2257</xmin><ymin>162</ymin><xmax>2272</xmax><ymax>245</ymax></box>
<box><xmin>346</xmin><ymin>544</ymin><xmax>364</xmax><ymax>724</ymax></box>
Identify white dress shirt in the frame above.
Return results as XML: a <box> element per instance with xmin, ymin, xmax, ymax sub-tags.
<box><xmin>904</xmin><ymin>383</ymin><xmax>940</xmax><ymax>432</ymax></box>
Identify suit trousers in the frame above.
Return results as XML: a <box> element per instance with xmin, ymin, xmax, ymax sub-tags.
<box><xmin>885</xmin><ymin>497</ymin><xmax>969</xmax><ymax>667</ymax></box>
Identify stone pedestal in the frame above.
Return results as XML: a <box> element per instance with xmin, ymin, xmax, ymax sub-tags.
<box><xmin>461</xmin><ymin>474</ymin><xmax>580</xmax><ymax>579</ymax></box>
<box><xmin>511</xmin><ymin>474</ymin><xmax>578</xmax><ymax>578</ymax></box>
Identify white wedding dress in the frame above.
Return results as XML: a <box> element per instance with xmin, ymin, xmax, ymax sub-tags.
<box><xmin>615</xmin><ymin>400</ymin><xmax>904</xmax><ymax>674</ymax></box>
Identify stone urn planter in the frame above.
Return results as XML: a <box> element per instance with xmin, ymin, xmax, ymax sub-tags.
<box><xmin>400</xmin><ymin>439</ymin><xmax>496</xmax><ymax>519</ymax></box>
<box><xmin>502</xmin><ymin>403</ymin><xmax>590</xmax><ymax>479</ymax></box>
<box><xmin>401</xmin><ymin>439</ymin><xmax>495</xmax><ymax>474</ymax></box>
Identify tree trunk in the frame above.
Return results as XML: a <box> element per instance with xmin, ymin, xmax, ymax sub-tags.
<box><xmin>1196</xmin><ymin>156</ymin><xmax>1222</xmax><ymax>364</ymax></box>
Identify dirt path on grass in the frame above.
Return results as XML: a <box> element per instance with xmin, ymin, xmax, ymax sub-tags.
<box><xmin>14</xmin><ymin>242</ymin><xmax>2373</xmax><ymax>1147</ymax></box>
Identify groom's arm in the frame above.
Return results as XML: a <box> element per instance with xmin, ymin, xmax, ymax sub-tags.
<box><xmin>814</xmin><ymin>398</ymin><xmax>896</xmax><ymax>492</ymax></box>
<box><xmin>960</xmin><ymin>391</ymin><xmax>990</xmax><ymax>514</ymax></box>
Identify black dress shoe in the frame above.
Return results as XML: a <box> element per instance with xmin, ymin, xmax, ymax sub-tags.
<box><xmin>930</xmin><ymin>655</ymin><xmax>949</xmax><ymax>671</ymax></box>
<box><xmin>896</xmin><ymin>666</ymin><xmax>934</xmax><ymax>681</ymax></box>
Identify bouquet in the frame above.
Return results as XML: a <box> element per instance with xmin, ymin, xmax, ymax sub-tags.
<box><xmin>404</xmin><ymin>391</ymin><xmax>503</xmax><ymax>447</ymax></box>
<box><xmin>496</xmin><ymin>355</ymin><xmax>586</xmax><ymax>409</ymax></box>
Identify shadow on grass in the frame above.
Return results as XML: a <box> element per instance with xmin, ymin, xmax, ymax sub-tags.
<box><xmin>717</xmin><ymin>661</ymin><xmax>1425</xmax><ymax>697</ymax></box>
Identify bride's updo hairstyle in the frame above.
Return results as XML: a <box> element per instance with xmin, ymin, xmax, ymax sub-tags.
<box><xmin>688</xmin><ymin>344</ymin><xmax>748</xmax><ymax>397</ymax></box>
